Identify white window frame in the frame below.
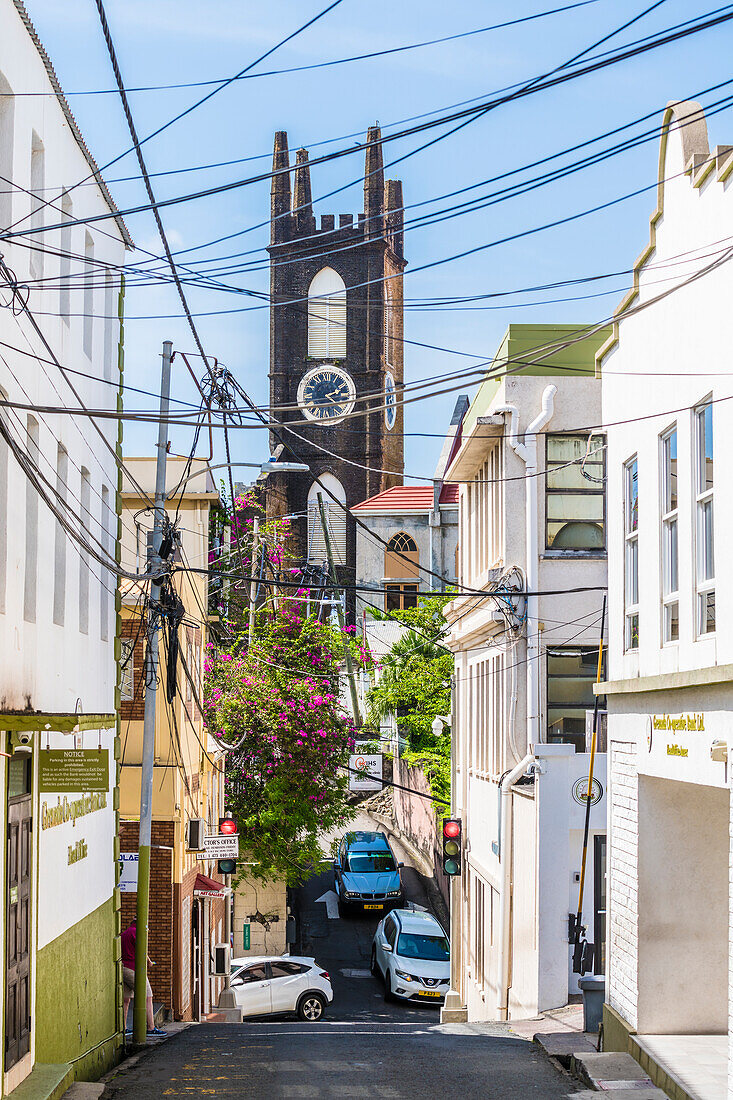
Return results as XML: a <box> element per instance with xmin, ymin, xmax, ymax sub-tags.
<box><xmin>307</xmin><ymin>267</ymin><xmax>346</xmax><ymax>359</ymax></box>
<box><xmin>694</xmin><ymin>400</ymin><xmax>715</xmax><ymax>636</ymax></box>
<box><xmin>120</xmin><ymin>638</ymin><xmax>134</xmax><ymax>701</ymax></box>
<box><xmin>660</xmin><ymin>426</ymin><xmax>678</xmax><ymax>644</ymax></box>
<box><xmin>623</xmin><ymin>456</ymin><xmax>639</xmax><ymax>651</ymax></box>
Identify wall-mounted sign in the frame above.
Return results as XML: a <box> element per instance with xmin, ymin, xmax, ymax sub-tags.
<box><xmin>39</xmin><ymin>750</ymin><xmax>109</xmax><ymax>793</ymax></box>
<box><xmin>243</xmin><ymin>923</ymin><xmax>251</xmax><ymax>951</ymax></box>
<box><xmin>119</xmin><ymin>852</ymin><xmax>139</xmax><ymax>893</ymax></box>
<box><xmin>195</xmin><ymin>834</ymin><xmax>239</xmax><ymax>861</ymax></box>
<box><xmin>571</xmin><ymin>777</ymin><xmax>604</xmax><ymax>806</ymax></box>
<box><xmin>349</xmin><ymin>754</ymin><xmax>383</xmax><ymax>792</ymax></box>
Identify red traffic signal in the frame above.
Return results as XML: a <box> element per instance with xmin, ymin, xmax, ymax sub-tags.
<box><xmin>442</xmin><ymin>818</ymin><xmax>462</xmax><ymax>877</ymax></box>
<box><xmin>219</xmin><ymin>816</ymin><xmax>237</xmax><ymax>836</ymax></box>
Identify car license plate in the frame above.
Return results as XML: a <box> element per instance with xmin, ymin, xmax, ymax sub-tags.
<box><xmin>419</xmin><ymin>990</ymin><xmax>442</xmax><ymax>998</ymax></box>
<box><xmin>364</xmin><ymin>903</ymin><xmax>383</xmax><ymax>910</ymax></box>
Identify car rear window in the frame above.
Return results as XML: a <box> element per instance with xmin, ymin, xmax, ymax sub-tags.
<box><xmin>271</xmin><ymin>961</ymin><xmax>308</xmax><ymax>977</ymax></box>
<box><xmin>347</xmin><ymin>852</ymin><xmax>396</xmax><ymax>873</ymax></box>
<box><xmin>397</xmin><ymin>933</ymin><xmax>450</xmax><ymax>961</ymax></box>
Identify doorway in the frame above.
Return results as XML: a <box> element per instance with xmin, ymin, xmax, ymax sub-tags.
<box><xmin>5</xmin><ymin>757</ymin><xmax>32</xmax><ymax>1070</ymax></box>
<box><xmin>191</xmin><ymin>900</ymin><xmax>201</xmax><ymax>1021</ymax></box>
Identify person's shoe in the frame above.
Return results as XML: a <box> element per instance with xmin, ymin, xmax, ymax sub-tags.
<box><xmin>147</xmin><ymin>1027</ymin><xmax>167</xmax><ymax>1037</ymax></box>
<box><xmin>124</xmin><ymin>1028</ymin><xmax>132</xmax><ymax>1035</ymax></box>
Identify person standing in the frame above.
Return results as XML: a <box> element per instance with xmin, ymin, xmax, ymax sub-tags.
<box><xmin>121</xmin><ymin>919</ymin><xmax>166</xmax><ymax>1036</ymax></box>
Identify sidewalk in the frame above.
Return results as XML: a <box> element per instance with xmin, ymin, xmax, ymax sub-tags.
<box><xmin>509</xmin><ymin>1002</ymin><xmax>599</xmax><ymax>1059</ymax></box>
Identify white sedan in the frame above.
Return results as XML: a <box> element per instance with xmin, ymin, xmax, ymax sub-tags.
<box><xmin>230</xmin><ymin>955</ymin><xmax>333</xmax><ymax>1021</ymax></box>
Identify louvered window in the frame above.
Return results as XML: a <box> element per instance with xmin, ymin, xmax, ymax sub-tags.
<box><xmin>308</xmin><ymin>267</ymin><xmax>346</xmax><ymax>359</ymax></box>
<box><xmin>307</xmin><ymin>475</ymin><xmax>347</xmax><ymax>564</ymax></box>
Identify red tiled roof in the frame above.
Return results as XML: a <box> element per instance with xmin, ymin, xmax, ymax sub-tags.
<box><xmin>352</xmin><ymin>483</ymin><xmax>458</xmax><ymax>512</ymax></box>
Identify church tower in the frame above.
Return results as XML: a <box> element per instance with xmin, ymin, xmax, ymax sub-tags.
<box><xmin>265</xmin><ymin>126</ymin><xmax>406</xmax><ymax>604</ymax></box>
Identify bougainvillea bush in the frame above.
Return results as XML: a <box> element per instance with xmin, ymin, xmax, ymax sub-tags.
<box><xmin>204</xmin><ymin>608</ymin><xmax>362</xmax><ymax>884</ymax></box>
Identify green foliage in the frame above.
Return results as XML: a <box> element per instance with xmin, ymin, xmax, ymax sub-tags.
<box><xmin>366</xmin><ymin>595</ymin><xmax>452</xmax><ymax>808</ymax></box>
<box><xmin>205</xmin><ymin>592</ymin><xmax>361</xmax><ymax>886</ymax></box>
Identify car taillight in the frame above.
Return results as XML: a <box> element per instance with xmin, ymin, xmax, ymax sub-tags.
<box><xmin>319</xmin><ymin>971</ymin><xmax>330</xmax><ymax>980</ymax></box>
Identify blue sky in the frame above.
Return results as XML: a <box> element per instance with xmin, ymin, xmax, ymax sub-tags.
<box><xmin>22</xmin><ymin>0</ymin><xmax>733</xmax><ymax>486</ymax></box>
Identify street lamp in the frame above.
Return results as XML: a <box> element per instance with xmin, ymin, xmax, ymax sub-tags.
<box><xmin>259</xmin><ymin>459</ymin><xmax>310</xmax><ymax>478</ymax></box>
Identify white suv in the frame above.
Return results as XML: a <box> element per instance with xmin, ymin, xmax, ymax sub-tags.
<box><xmin>371</xmin><ymin>908</ymin><xmax>450</xmax><ymax>1003</ymax></box>
<box><xmin>230</xmin><ymin>956</ymin><xmax>333</xmax><ymax>1020</ymax></box>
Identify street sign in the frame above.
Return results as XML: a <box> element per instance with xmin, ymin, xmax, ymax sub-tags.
<box><xmin>196</xmin><ymin>833</ymin><xmax>240</xmax><ymax>860</ymax></box>
<box><xmin>348</xmin><ymin>753</ymin><xmax>383</xmax><ymax>792</ymax></box>
<box><xmin>243</xmin><ymin>922</ymin><xmax>251</xmax><ymax>951</ymax></box>
<box><xmin>119</xmin><ymin>852</ymin><xmax>139</xmax><ymax>893</ymax></box>
<box><xmin>39</xmin><ymin>749</ymin><xmax>109</xmax><ymax>792</ymax></box>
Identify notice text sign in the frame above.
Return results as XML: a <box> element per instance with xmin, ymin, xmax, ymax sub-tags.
<box><xmin>39</xmin><ymin>749</ymin><xmax>109</xmax><ymax>793</ymax></box>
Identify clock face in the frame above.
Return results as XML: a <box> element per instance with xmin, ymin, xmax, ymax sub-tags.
<box><xmin>298</xmin><ymin>365</ymin><xmax>356</xmax><ymax>423</ymax></box>
<box><xmin>385</xmin><ymin>372</ymin><xmax>396</xmax><ymax>430</ymax></box>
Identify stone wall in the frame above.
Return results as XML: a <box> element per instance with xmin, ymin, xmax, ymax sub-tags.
<box><xmin>392</xmin><ymin>758</ymin><xmax>449</xmax><ymax>909</ymax></box>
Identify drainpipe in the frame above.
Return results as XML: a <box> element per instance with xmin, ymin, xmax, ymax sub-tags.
<box><xmin>496</xmin><ymin>385</ymin><xmax>557</xmax><ymax>751</ymax></box>
<box><xmin>496</xmin><ymin>752</ymin><xmax>534</xmax><ymax>1020</ymax></box>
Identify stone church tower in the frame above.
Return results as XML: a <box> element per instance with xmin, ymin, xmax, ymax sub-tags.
<box><xmin>264</xmin><ymin>126</ymin><xmax>406</xmax><ymax>603</ymax></box>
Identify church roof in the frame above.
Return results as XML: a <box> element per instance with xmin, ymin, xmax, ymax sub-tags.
<box><xmin>352</xmin><ymin>483</ymin><xmax>458</xmax><ymax>513</ymax></box>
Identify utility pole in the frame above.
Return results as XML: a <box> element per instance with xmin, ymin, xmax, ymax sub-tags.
<box><xmin>317</xmin><ymin>493</ymin><xmax>361</xmax><ymax>727</ymax></box>
<box><xmin>248</xmin><ymin>515</ymin><xmax>260</xmax><ymax>647</ymax></box>
<box><xmin>133</xmin><ymin>340</ymin><xmax>172</xmax><ymax>1045</ymax></box>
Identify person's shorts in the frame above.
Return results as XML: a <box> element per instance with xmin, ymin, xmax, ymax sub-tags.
<box><xmin>123</xmin><ymin>966</ymin><xmax>152</xmax><ymax>997</ymax></box>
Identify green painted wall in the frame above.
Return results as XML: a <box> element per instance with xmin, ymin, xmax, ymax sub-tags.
<box><xmin>35</xmin><ymin>896</ymin><xmax>121</xmax><ymax>1079</ymax></box>
<box><xmin>462</xmin><ymin>323</ymin><xmax>612</xmax><ymax>436</ymax></box>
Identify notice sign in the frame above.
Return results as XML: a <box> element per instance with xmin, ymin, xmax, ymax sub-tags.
<box><xmin>349</xmin><ymin>753</ymin><xmax>383</xmax><ymax>792</ymax></box>
<box><xmin>196</xmin><ymin>834</ymin><xmax>240</xmax><ymax>861</ymax></box>
<box><xmin>39</xmin><ymin>749</ymin><xmax>109</xmax><ymax>793</ymax></box>
<box><xmin>119</xmin><ymin>853</ymin><xmax>139</xmax><ymax>893</ymax></box>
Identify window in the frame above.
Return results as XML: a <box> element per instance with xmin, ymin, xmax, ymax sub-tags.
<box><xmin>120</xmin><ymin>639</ymin><xmax>134</xmax><ymax>701</ymax></box>
<box><xmin>594</xmin><ymin>834</ymin><xmax>607</xmax><ymax>974</ymax></box>
<box><xmin>546</xmin><ymin>434</ymin><xmax>605</xmax><ymax>551</ymax></box>
<box><xmin>384</xmin><ymin>531</ymin><xmax>419</xmax><ymax>579</ymax></box>
<box><xmin>660</xmin><ymin>428</ymin><xmax>678</xmax><ymax>643</ymax></box>
<box><xmin>384</xmin><ymin>283</ymin><xmax>392</xmax><ymax>367</ymax></box>
<box><xmin>307</xmin><ymin>474</ymin><xmax>346</xmax><ymax>564</ymax></box>
<box><xmin>384</xmin><ymin>916</ymin><xmax>397</xmax><ymax>948</ymax></box>
<box><xmin>270</xmin><ymin>961</ymin><xmax>307</xmax><ymax>977</ymax></box>
<box><xmin>83</xmin><ymin>232</ymin><xmax>94</xmax><ymax>358</ymax></box>
<box><xmin>694</xmin><ymin>400</ymin><xmax>714</xmax><ymax>635</ymax></box>
<box><xmin>60</xmin><ymin>194</ymin><xmax>72</xmax><ymax>323</ymax></box>
<box><xmin>474</xmin><ymin>876</ymin><xmax>485</xmax><ymax>988</ymax></box>
<box><xmin>29</xmin><ymin>133</ymin><xmax>44</xmax><ymax>281</ymax></box>
<box><xmin>0</xmin><ymin>71</ymin><xmax>14</xmax><ymax>229</ymax></box>
<box><xmin>385</xmin><ymin>583</ymin><xmax>418</xmax><ymax>612</ymax></box>
<box><xmin>53</xmin><ymin>445</ymin><xmax>68</xmax><ymax>626</ymax></box>
<box><xmin>347</xmin><ymin>852</ymin><xmax>395</xmax><ymax>873</ymax></box>
<box><xmin>79</xmin><ymin>467</ymin><xmax>91</xmax><ymax>634</ymax></box>
<box><xmin>396</xmin><ymin>931</ymin><xmax>450</xmax><ymax>961</ymax></box>
<box><xmin>546</xmin><ymin>646</ymin><xmax>606</xmax><ymax>752</ymax></box>
<box><xmin>100</xmin><ymin>485</ymin><xmax>112</xmax><ymax>641</ymax></box>
<box><xmin>23</xmin><ymin>417</ymin><xmax>39</xmax><ymax>623</ymax></box>
<box><xmin>624</xmin><ymin>457</ymin><xmax>639</xmax><ymax>651</ymax></box>
<box><xmin>307</xmin><ymin>267</ymin><xmax>346</xmax><ymax>358</ymax></box>
<box><xmin>236</xmin><ymin>964</ymin><xmax>268</xmax><ymax>985</ymax></box>
<box><xmin>104</xmin><ymin>280</ymin><xmax>118</xmax><ymax>381</ymax></box>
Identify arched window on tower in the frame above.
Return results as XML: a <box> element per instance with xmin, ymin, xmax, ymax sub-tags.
<box><xmin>384</xmin><ymin>532</ymin><xmax>420</xmax><ymax>611</ymax></box>
<box><xmin>307</xmin><ymin>474</ymin><xmax>346</xmax><ymax>564</ymax></box>
<box><xmin>308</xmin><ymin>267</ymin><xmax>346</xmax><ymax>359</ymax></box>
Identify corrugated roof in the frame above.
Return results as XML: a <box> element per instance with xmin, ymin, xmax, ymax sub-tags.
<box><xmin>352</xmin><ymin>483</ymin><xmax>458</xmax><ymax>512</ymax></box>
<box><xmin>12</xmin><ymin>0</ymin><xmax>133</xmax><ymax>249</ymax></box>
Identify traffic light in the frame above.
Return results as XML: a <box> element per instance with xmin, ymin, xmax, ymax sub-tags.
<box><xmin>442</xmin><ymin>818</ymin><xmax>462</xmax><ymax>876</ymax></box>
<box><xmin>217</xmin><ymin>814</ymin><xmax>238</xmax><ymax>875</ymax></box>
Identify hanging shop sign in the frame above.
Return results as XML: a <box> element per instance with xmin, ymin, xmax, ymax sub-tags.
<box><xmin>349</xmin><ymin>753</ymin><xmax>383</xmax><ymax>792</ymax></box>
<box><xmin>39</xmin><ymin>749</ymin><xmax>109</xmax><ymax>793</ymax></box>
<box><xmin>195</xmin><ymin>834</ymin><xmax>240</xmax><ymax>861</ymax></box>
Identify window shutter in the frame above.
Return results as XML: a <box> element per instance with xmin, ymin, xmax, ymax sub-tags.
<box><xmin>307</xmin><ymin>501</ymin><xmax>346</xmax><ymax>565</ymax></box>
<box><xmin>308</xmin><ymin>268</ymin><xmax>346</xmax><ymax>359</ymax></box>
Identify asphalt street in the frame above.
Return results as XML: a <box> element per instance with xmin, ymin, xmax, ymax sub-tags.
<box><xmin>102</xmin><ymin>814</ymin><xmax>579</xmax><ymax>1099</ymax></box>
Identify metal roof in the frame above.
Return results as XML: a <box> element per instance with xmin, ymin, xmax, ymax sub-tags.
<box><xmin>352</xmin><ymin>484</ymin><xmax>459</xmax><ymax>513</ymax></box>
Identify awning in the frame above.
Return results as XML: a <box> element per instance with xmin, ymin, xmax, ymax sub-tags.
<box><xmin>193</xmin><ymin>872</ymin><xmax>225</xmax><ymax>898</ymax></box>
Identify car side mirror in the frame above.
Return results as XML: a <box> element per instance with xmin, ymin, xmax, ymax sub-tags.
<box><xmin>398</xmin><ymin>862</ymin><xmax>404</xmax><ymax>868</ymax></box>
<box><xmin>383</xmin><ymin>943</ymin><xmax>392</xmax><ymax>953</ymax></box>
<box><xmin>333</xmin><ymin>859</ymin><xmax>339</xmax><ymax>870</ymax></box>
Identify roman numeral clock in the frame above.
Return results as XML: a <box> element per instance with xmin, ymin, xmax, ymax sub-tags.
<box><xmin>297</xmin><ymin>365</ymin><xmax>356</xmax><ymax>422</ymax></box>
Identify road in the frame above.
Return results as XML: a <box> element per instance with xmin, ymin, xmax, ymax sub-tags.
<box><xmin>102</xmin><ymin>813</ymin><xmax>579</xmax><ymax>1099</ymax></box>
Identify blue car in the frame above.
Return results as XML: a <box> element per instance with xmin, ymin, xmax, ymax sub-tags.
<box><xmin>333</xmin><ymin>831</ymin><xmax>403</xmax><ymax>916</ymax></box>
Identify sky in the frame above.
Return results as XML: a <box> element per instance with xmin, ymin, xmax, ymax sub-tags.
<box><xmin>20</xmin><ymin>0</ymin><xmax>733</xmax><ymax>488</ymax></box>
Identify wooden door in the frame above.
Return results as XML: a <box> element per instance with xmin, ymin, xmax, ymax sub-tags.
<box><xmin>6</xmin><ymin>761</ymin><xmax>32</xmax><ymax>1070</ymax></box>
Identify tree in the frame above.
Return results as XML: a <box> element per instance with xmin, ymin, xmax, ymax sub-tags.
<box><xmin>204</xmin><ymin>604</ymin><xmax>361</xmax><ymax>884</ymax></box>
<box><xmin>366</xmin><ymin>595</ymin><xmax>452</xmax><ymax>806</ymax></box>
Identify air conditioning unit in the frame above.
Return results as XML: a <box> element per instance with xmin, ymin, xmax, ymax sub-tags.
<box><xmin>585</xmin><ymin>710</ymin><xmax>608</xmax><ymax>753</ymax></box>
<box><xmin>213</xmin><ymin>943</ymin><xmax>230</xmax><ymax>977</ymax></box>
<box><xmin>186</xmin><ymin>818</ymin><xmax>206</xmax><ymax>851</ymax></box>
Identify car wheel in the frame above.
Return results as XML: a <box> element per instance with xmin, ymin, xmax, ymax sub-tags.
<box><xmin>370</xmin><ymin>946</ymin><xmax>378</xmax><ymax>976</ymax></box>
<box><xmin>384</xmin><ymin>971</ymin><xmax>396</xmax><ymax>1003</ymax></box>
<box><xmin>298</xmin><ymin>992</ymin><xmax>326</xmax><ymax>1022</ymax></box>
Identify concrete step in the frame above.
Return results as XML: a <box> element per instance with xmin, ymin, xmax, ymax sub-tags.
<box><xmin>571</xmin><ymin>1051</ymin><xmax>657</xmax><ymax>1092</ymax></box>
<box><xmin>5</xmin><ymin>1062</ymin><xmax>73</xmax><ymax>1100</ymax></box>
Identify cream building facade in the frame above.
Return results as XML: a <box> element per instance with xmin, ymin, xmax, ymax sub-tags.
<box><xmin>599</xmin><ymin>102</ymin><xmax>733</xmax><ymax>1100</ymax></box>
<box><xmin>441</xmin><ymin>325</ymin><xmax>609</xmax><ymax>1023</ymax></box>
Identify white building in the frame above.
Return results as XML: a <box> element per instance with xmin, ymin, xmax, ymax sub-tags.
<box><xmin>0</xmin><ymin>1</ymin><xmax>131</xmax><ymax>1092</ymax></box>
<box><xmin>599</xmin><ymin>101</ymin><xmax>733</xmax><ymax>1100</ymax></box>
<box><xmin>440</xmin><ymin>324</ymin><xmax>609</xmax><ymax>1023</ymax></box>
